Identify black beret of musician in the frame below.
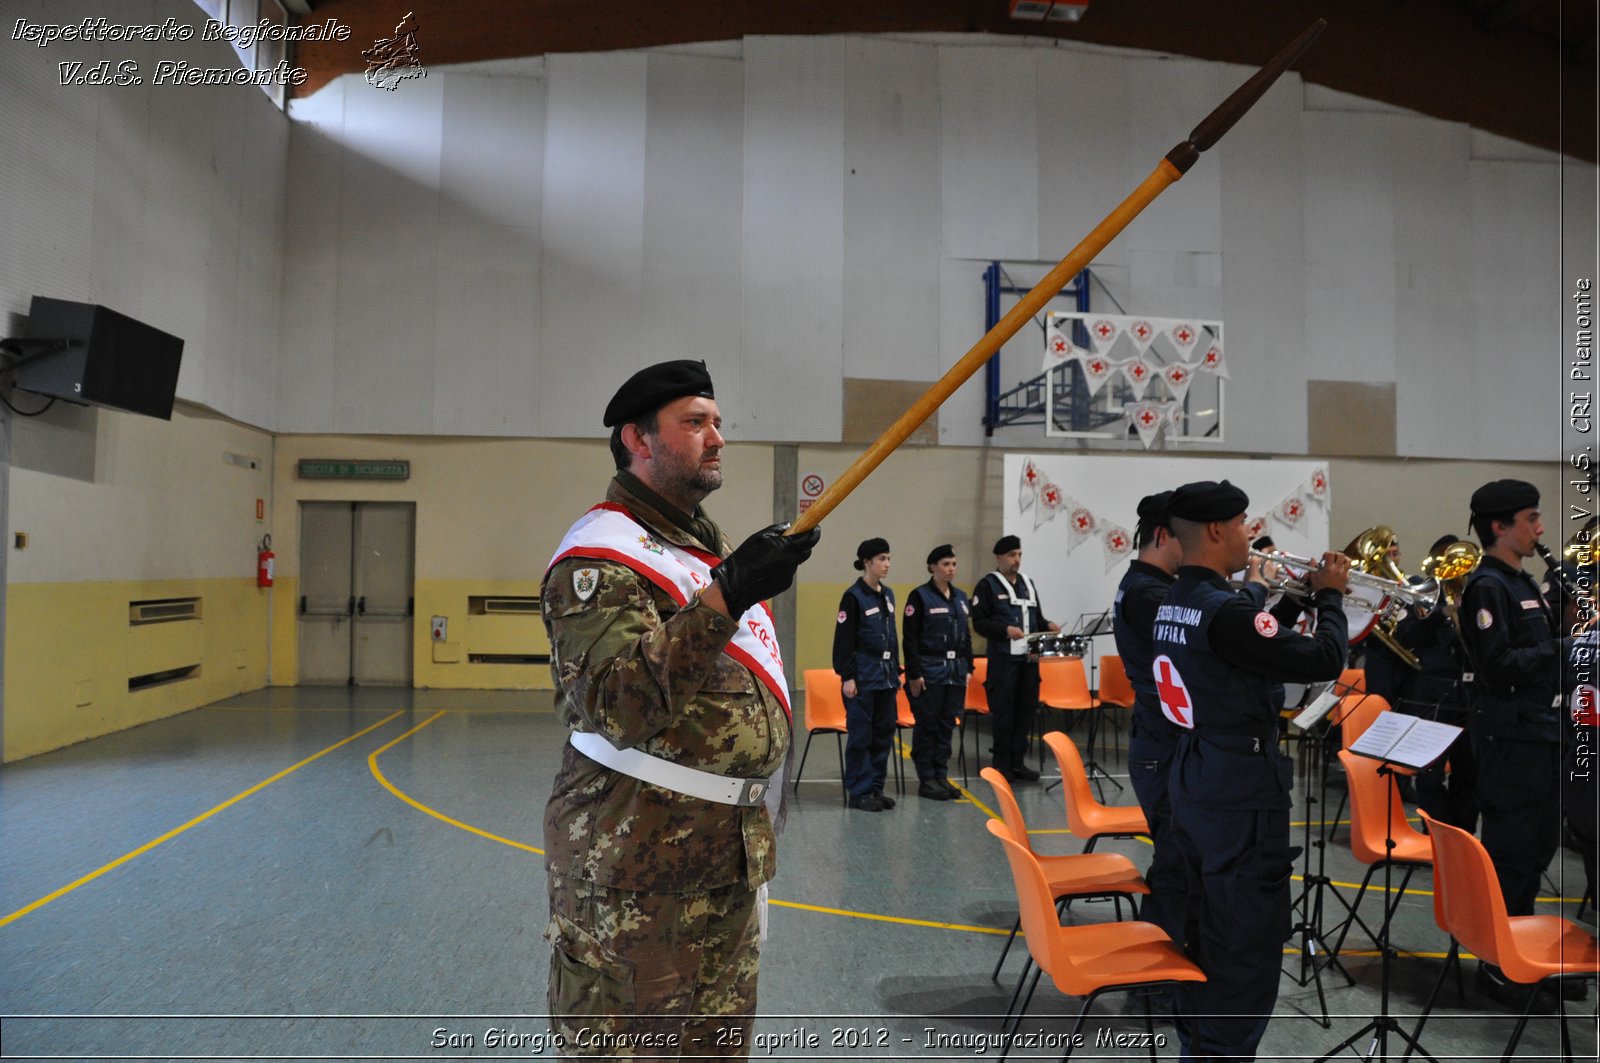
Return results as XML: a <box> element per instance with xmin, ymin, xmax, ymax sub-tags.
<box><xmin>993</xmin><ymin>534</ymin><xmax>1022</xmax><ymax>555</ymax></box>
<box><xmin>1252</xmin><ymin>535</ymin><xmax>1276</xmax><ymax>551</ymax></box>
<box><xmin>1136</xmin><ymin>491</ymin><xmax>1174</xmax><ymax>530</ymax></box>
<box><xmin>926</xmin><ymin>543</ymin><xmax>956</xmax><ymax>566</ymax></box>
<box><xmin>602</xmin><ymin>359</ymin><xmax>715</xmax><ymax>428</ymax></box>
<box><xmin>1169</xmin><ymin>479</ymin><xmax>1250</xmax><ymax>523</ymax></box>
<box><xmin>854</xmin><ymin>537</ymin><xmax>890</xmax><ymax>570</ymax></box>
<box><xmin>1469</xmin><ymin>479</ymin><xmax>1539</xmax><ymax>519</ymax></box>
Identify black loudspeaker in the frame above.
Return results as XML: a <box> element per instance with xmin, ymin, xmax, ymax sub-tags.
<box><xmin>9</xmin><ymin>297</ymin><xmax>185</xmax><ymax>420</ymax></box>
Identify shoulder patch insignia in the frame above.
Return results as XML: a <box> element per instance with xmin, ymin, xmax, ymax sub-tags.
<box><xmin>573</xmin><ymin>567</ymin><xmax>599</xmax><ymax>602</ymax></box>
<box><xmin>837</xmin><ymin>610</ymin><xmax>848</xmax><ymax>624</ymax></box>
<box><xmin>905</xmin><ymin>603</ymin><xmax>915</xmax><ymax>617</ymax></box>
<box><xmin>1476</xmin><ymin>608</ymin><xmax>1493</xmax><ymax>630</ymax></box>
<box><xmin>1253</xmin><ymin>611</ymin><xmax>1280</xmax><ymax>637</ymax></box>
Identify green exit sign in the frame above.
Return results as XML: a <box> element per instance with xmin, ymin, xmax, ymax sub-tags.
<box><xmin>297</xmin><ymin>459</ymin><xmax>410</xmax><ymax>480</ymax></box>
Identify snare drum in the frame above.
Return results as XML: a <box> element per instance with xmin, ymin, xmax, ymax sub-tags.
<box><xmin>1030</xmin><ymin>633</ymin><xmax>1088</xmax><ymax>659</ymax></box>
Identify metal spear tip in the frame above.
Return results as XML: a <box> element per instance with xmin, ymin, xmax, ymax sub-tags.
<box><xmin>1164</xmin><ymin>18</ymin><xmax>1327</xmax><ymax>174</ymax></box>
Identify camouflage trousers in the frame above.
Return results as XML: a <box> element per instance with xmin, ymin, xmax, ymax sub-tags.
<box><xmin>545</xmin><ymin>870</ymin><xmax>761</xmax><ymax>1060</ymax></box>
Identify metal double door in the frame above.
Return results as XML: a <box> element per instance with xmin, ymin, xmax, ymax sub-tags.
<box><xmin>298</xmin><ymin>502</ymin><xmax>415</xmax><ymax>686</ymax></box>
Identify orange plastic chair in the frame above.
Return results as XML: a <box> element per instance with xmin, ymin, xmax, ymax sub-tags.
<box><xmin>980</xmin><ymin>767</ymin><xmax>1148</xmax><ymax>989</ymax></box>
<box><xmin>891</xmin><ymin>687</ymin><xmax>916</xmax><ymax>796</ymax></box>
<box><xmin>1096</xmin><ymin>655</ymin><xmax>1137</xmax><ymax>762</ymax></box>
<box><xmin>1337</xmin><ymin>666</ymin><xmax>1366</xmax><ymax>696</ymax></box>
<box><xmin>793</xmin><ymin>668</ymin><xmax>848</xmax><ymax>804</ymax></box>
<box><xmin>1328</xmin><ymin>693</ymin><xmax>1395</xmax><ymax>830</ymax></box>
<box><xmin>1039</xmin><ymin>659</ymin><xmax>1112</xmax><ymax>791</ymax></box>
<box><xmin>1411</xmin><ymin>811</ymin><xmax>1600</xmax><ymax>1060</ymax></box>
<box><xmin>1042</xmin><ymin>731</ymin><xmax>1148</xmax><ymax>853</ymax></box>
<box><xmin>1329</xmin><ymin>750</ymin><xmax>1433</xmax><ymax>957</ymax></box>
<box><xmin>957</xmin><ymin>659</ymin><xmax>990</xmax><ymax>787</ymax></box>
<box><xmin>986</xmin><ymin>818</ymin><xmax>1205</xmax><ymax>1058</ymax></box>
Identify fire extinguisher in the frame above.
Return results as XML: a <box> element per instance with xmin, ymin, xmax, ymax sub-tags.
<box><xmin>257</xmin><ymin>534</ymin><xmax>275</xmax><ymax>588</ymax></box>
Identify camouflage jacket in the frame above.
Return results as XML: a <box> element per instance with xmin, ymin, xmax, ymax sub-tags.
<box><xmin>541</xmin><ymin>474</ymin><xmax>790</xmax><ymax>893</ymax></box>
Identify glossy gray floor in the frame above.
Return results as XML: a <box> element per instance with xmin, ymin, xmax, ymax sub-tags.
<box><xmin>1</xmin><ymin>689</ymin><xmax>1594</xmax><ymax>1061</ymax></box>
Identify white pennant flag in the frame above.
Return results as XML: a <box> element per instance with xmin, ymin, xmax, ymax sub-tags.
<box><xmin>1065</xmin><ymin>498</ymin><xmax>1097</xmax><ymax>548</ymax></box>
<box><xmin>1019</xmin><ymin>458</ymin><xmax>1042</xmax><ymax>513</ymax></box>
<box><xmin>1197</xmin><ymin>339</ymin><xmax>1229</xmax><ymax>379</ymax></box>
<box><xmin>1121</xmin><ymin>357</ymin><xmax>1157</xmax><ymax>399</ymax></box>
<box><xmin>1043</xmin><ymin>326</ymin><xmax>1075</xmax><ymax>371</ymax></box>
<box><xmin>1087</xmin><ymin>317</ymin><xmax>1120</xmax><ymax>351</ymax></box>
<box><xmin>1162</xmin><ymin>361</ymin><xmax>1197</xmax><ymax>404</ymax></box>
<box><xmin>1035</xmin><ymin>480</ymin><xmax>1067</xmax><ymax>530</ymax></box>
<box><xmin>1127</xmin><ymin>401</ymin><xmax>1165</xmax><ymax>449</ymax></box>
<box><xmin>1167</xmin><ymin>320</ymin><xmax>1201</xmax><ymax>352</ymax></box>
<box><xmin>1306</xmin><ymin>465</ymin><xmax>1330</xmax><ymax>506</ymax></box>
<box><xmin>1081</xmin><ymin>353</ymin><xmax>1116</xmax><ymax>396</ymax></box>
<box><xmin>1101</xmin><ymin>524</ymin><xmax>1135</xmax><ymax>572</ymax></box>
<box><xmin>1274</xmin><ymin>493</ymin><xmax>1309</xmax><ymax>529</ymax></box>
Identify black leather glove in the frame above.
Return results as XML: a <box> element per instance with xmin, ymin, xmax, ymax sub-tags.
<box><xmin>712</xmin><ymin>523</ymin><xmax>820</xmax><ymax>617</ymax></box>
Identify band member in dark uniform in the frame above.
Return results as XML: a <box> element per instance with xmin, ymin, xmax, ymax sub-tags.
<box><xmin>1112</xmin><ymin>491</ymin><xmax>1186</xmax><ymax>941</ymax></box>
<box><xmin>1155</xmin><ymin>480</ymin><xmax>1349</xmax><ymax>1060</ymax></box>
<box><xmin>1460</xmin><ymin>481</ymin><xmax>1562</xmax><ymax>921</ymax></box>
<box><xmin>833</xmin><ymin>538</ymin><xmax>900</xmax><ymax>812</ymax></box>
<box><xmin>902</xmin><ymin>544</ymin><xmax>973</xmax><ymax>800</ymax></box>
<box><xmin>970</xmin><ymin>535</ymin><xmax>1060</xmax><ymax>782</ymax></box>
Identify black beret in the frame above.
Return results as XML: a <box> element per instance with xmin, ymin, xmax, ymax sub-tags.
<box><xmin>1169</xmin><ymin>480</ymin><xmax>1250</xmax><ymax>523</ymax></box>
<box><xmin>602</xmin><ymin>359</ymin><xmax>715</xmax><ymax>428</ymax></box>
<box><xmin>1470</xmin><ymin>479</ymin><xmax>1539</xmax><ymax>518</ymax></box>
<box><xmin>1136</xmin><ymin>491</ymin><xmax>1174</xmax><ymax>530</ymax></box>
<box><xmin>854</xmin><ymin>537</ymin><xmax>890</xmax><ymax>570</ymax></box>
<box><xmin>926</xmin><ymin>543</ymin><xmax>956</xmax><ymax>566</ymax></box>
<box><xmin>1252</xmin><ymin>535</ymin><xmax>1276</xmax><ymax>551</ymax></box>
<box><xmin>993</xmin><ymin>534</ymin><xmax>1021</xmax><ymax>555</ymax></box>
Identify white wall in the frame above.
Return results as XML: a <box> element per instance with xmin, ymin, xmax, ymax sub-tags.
<box><xmin>0</xmin><ymin>0</ymin><xmax>286</xmax><ymax>436</ymax></box>
<box><xmin>280</xmin><ymin>34</ymin><xmax>1592</xmax><ymax>460</ymax></box>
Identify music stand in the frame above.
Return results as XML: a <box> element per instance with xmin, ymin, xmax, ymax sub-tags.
<box><xmin>1314</xmin><ymin>710</ymin><xmax>1461</xmax><ymax>1063</ymax></box>
<box><xmin>1284</xmin><ymin>680</ymin><xmax>1358</xmax><ymax>1027</ymax></box>
<box><xmin>1040</xmin><ymin>611</ymin><xmax>1119</xmax><ymax>792</ymax></box>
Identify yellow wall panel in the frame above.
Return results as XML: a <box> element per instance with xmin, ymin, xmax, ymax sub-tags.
<box><xmin>5</xmin><ymin>578</ymin><xmax>268</xmax><ymax>762</ymax></box>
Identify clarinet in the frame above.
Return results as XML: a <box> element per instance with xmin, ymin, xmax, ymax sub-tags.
<box><xmin>1536</xmin><ymin>542</ymin><xmax>1586</xmax><ymax>602</ymax></box>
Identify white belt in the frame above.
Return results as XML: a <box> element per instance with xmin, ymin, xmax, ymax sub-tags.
<box><xmin>569</xmin><ymin>731</ymin><xmax>771</xmax><ymax>807</ymax></box>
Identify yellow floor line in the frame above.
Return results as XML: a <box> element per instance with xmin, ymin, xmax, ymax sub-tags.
<box><xmin>0</xmin><ymin>711</ymin><xmax>405</xmax><ymax>930</ymax></box>
<box><xmin>769</xmin><ymin>898</ymin><xmax>1009</xmax><ymax>936</ymax></box>
<box><xmin>366</xmin><ymin>712</ymin><xmax>545</xmax><ymax>855</ymax></box>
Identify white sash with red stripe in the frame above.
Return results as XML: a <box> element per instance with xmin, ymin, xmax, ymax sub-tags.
<box><xmin>548</xmin><ymin>503</ymin><xmax>791</xmax><ymax>717</ymax></box>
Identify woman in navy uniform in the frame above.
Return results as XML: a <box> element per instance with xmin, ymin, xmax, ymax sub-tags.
<box><xmin>970</xmin><ymin>535</ymin><xmax>1060</xmax><ymax>781</ymax></box>
<box><xmin>1154</xmin><ymin>480</ymin><xmax>1349</xmax><ymax>1061</ymax></box>
<box><xmin>902</xmin><ymin>544</ymin><xmax>973</xmax><ymax>800</ymax></box>
<box><xmin>833</xmin><ymin>538</ymin><xmax>900</xmax><ymax>812</ymax></box>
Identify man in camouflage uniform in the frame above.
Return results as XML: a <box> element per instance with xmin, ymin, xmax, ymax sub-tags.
<box><xmin>542</xmin><ymin>359</ymin><xmax>818</xmax><ymax>1058</ymax></box>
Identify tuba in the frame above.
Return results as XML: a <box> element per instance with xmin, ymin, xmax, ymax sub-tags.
<box><xmin>1421</xmin><ymin>538</ymin><xmax>1481</xmax><ymax>620</ymax></box>
<box><xmin>1344</xmin><ymin>526</ymin><xmax>1425</xmax><ymax>669</ymax></box>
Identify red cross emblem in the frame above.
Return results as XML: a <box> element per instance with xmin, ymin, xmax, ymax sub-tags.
<box><xmin>1254</xmin><ymin>612</ymin><xmax>1280</xmax><ymax>637</ymax></box>
<box><xmin>1094</xmin><ymin>319</ymin><xmax>1115</xmax><ymax>339</ymax></box>
<box><xmin>1025</xmin><ymin>464</ymin><xmax>1039</xmax><ymax>485</ymax></box>
<box><xmin>1108</xmin><ymin>531</ymin><xmax>1128</xmax><ymax>551</ymax></box>
<box><xmin>1285</xmin><ymin>500</ymin><xmax>1302</xmax><ymax>518</ymax></box>
<box><xmin>1133</xmin><ymin>321</ymin><xmax>1152</xmax><ymax>340</ymax></box>
<box><xmin>1042</xmin><ymin>485</ymin><xmax>1061</xmax><ymax>507</ymax></box>
<box><xmin>1174</xmin><ymin>324</ymin><xmax>1194</xmax><ymax>345</ymax></box>
<box><xmin>1130</xmin><ymin>363</ymin><xmax>1148</xmax><ymax>380</ymax></box>
<box><xmin>1169</xmin><ymin>367</ymin><xmax>1187</xmax><ymax>384</ymax></box>
<box><xmin>1051</xmin><ymin>336</ymin><xmax>1067</xmax><ymax>352</ymax></box>
<box><xmin>1312</xmin><ymin>471</ymin><xmax>1327</xmax><ymax>493</ymax></box>
<box><xmin>1153</xmin><ymin>655</ymin><xmax>1193</xmax><ymax>728</ymax></box>
<box><xmin>1203</xmin><ymin>346</ymin><xmax>1221</xmax><ymax>367</ymax></box>
<box><xmin>1072</xmin><ymin>509</ymin><xmax>1094</xmax><ymax>532</ymax></box>
<box><xmin>1139</xmin><ymin>409</ymin><xmax>1157</xmax><ymax>427</ymax></box>
<box><xmin>1089</xmin><ymin>360</ymin><xmax>1107</xmax><ymax>375</ymax></box>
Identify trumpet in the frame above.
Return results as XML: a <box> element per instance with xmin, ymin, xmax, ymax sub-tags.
<box><xmin>1248</xmin><ymin>548</ymin><xmax>1441</xmax><ymax>617</ymax></box>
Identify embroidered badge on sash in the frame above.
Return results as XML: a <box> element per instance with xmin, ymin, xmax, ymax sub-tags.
<box><xmin>573</xmin><ymin>567</ymin><xmax>599</xmax><ymax>601</ymax></box>
<box><xmin>1476</xmin><ymin>609</ymin><xmax>1493</xmax><ymax>630</ymax></box>
<box><xmin>637</xmin><ymin>534</ymin><xmax>666</xmax><ymax>556</ymax></box>
<box><xmin>1253</xmin><ymin>612</ymin><xmax>1280</xmax><ymax>637</ymax></box>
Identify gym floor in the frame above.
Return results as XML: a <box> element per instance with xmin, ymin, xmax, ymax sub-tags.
<box><xmin>1</xmin><ymin>687</ymin><xmax>1594</xmax><ymax>1061</ymax></box>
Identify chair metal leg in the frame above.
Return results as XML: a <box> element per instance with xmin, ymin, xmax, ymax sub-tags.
<box><xmin>992</xmin><ymin>918</ymin><xmax>1020</xmax><ymax>982</ymax></box>
<box><xmin>793</xmin><ymin>730</ymin><xmax>817</xmax><ymax>790</ymax></box>
<box><xmin>998</xmin><ymin>966</ymin><xmax>1042</xmax><ymax>1062</ymax></box>
<box><xmin>1499</xmin><ymin>977</ymin><xmax>1545</xmax><ymax>1063</ymax></box>
<box><xmin>1402</xmin><ymin>940</ymin><xmax>1456</xmax><ymax>1061</ymax></box>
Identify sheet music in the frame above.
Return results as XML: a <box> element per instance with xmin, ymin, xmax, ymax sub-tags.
<box><xmin>1291</xmin><ymin>683</ymin><xmax>1340</xmax><ymax>731</ymax></box>
<box><xmin>1348</xmin><ymin>710</ymin><xmax>1462</xmax><ymax>770</ymax></box>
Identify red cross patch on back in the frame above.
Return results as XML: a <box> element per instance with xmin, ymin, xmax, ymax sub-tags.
<box><xmin>1153</xmin><ymin>654</ymin><xmax>1194</xmax><ymax>729</ymax></box>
